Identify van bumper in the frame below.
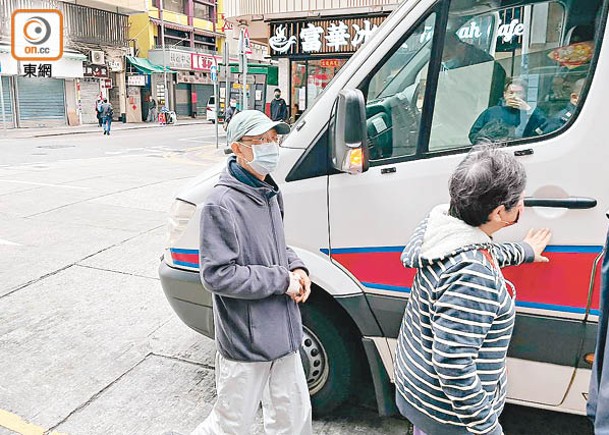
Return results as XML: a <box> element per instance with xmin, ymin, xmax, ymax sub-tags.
<box><xmin>159</xmin><ymin>258</ymin><xmax>214</xmax><ymax>339</ymax></box>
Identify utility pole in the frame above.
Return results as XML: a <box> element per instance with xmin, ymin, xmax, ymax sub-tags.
<box><xmin>160</xmin><ymin>0</ymin><xmax>170</xmax><ymax>109</ymax></box>
<box><xmin>211</xmin><ymin>59</ymin><xmax>219</xmax><ymax>149</ymax></box>
<box><xmin>223</xmin><ymin>40</ymin><xmax>230</xmax><ymax>148</ymax></box>
<box><xmin>238</xmin><ymin>28</ymin><xmax>248</xmax><ymax>110</ymax></box>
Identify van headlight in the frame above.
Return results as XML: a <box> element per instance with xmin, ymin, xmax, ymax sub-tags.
<box><xmin>167</xmin><ymin>199</ymin><xmax>196</xmax><ymax>246</ymax></box>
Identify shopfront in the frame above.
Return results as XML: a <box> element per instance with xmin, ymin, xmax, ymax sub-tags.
<box><xmin>79</xmin><ymin>62</ymin><xmax>108</xmax><ymax>124</ymax></box>
<box><xmin>267</xmin><ymin>13</ymin><xmax>389</xmax><ymax>119</ymax></box>
<box><xmin>126</xmin><ymin>56</ymin><xmax>173</xmax><ymax>122</ymax></box>
<box><xmin>148</xmin><ymin>49</ymin><xmax>220</xmax><ymax>117</ymax></box>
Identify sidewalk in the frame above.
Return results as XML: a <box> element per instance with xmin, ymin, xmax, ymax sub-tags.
<box><xmin>0</xmin><ymin>117</ymin><xmax>214</xmax><ymax>140</ymax></box>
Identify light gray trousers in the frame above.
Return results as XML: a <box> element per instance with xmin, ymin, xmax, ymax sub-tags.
<box><xmin>191</xmin><ymin>351</ymin><xmax>312</xmax><ymax>435</ymax></box>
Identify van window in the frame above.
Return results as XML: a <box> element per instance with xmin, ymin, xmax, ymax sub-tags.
<box><xmin>362</xmin><ymin>13</ymin><xmax>436</xmax><ymax>161</ymax></box>
<box><xmin>429</xmin><ymin>0</ymin><xmax>599</xmax><ymax>151</ymax></box>
<box><xmin>360</xmin><ymin>0</ymin><xmax>603</xmax><ymax>165</ymax></box>
<box><xmin>208</xmin><ymin>96</ymin><xmax>215</xmax><ymax>105</ymax></box>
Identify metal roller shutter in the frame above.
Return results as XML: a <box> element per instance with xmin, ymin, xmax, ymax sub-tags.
<box><xmin>16</xmin><ymin>77</ymin><xmax>66</xmax><ymax>127</ymax></box>
<box><xmin>195</xmin><ymin>84</ymin><xmax>213</xmax><ymax>115</ymax></box>
<box><xmin>176</xmin><ymin>83</ymin><xmax>191</xmax><ymax>116</ymax></box>
<box><xmin>0</xmin><ymin>76</ymin><xmax>14</xmax><ymax>128</ymax></box>
<box><xmin>79</xmin><ymin>78</ymin><xmax>101</xmax><ymax>124</ymax></box>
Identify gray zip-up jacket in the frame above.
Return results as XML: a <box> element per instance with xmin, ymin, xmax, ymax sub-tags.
<box><xmin>199</xmin><ymin>158</ymin><xmax>307</xmax><ymax>362</ymax></box>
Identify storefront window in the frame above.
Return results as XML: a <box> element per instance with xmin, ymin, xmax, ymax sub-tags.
<box><xmin>290</xmin><ymin>58</ymin><xmax>347</xmax><ymax>121</ymax></box>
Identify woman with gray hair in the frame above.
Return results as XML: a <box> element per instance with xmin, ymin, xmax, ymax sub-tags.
<box><xmin>394</xmin><ymin>146</ymin><xmax>551</xmax><ymax>435</ymax></box>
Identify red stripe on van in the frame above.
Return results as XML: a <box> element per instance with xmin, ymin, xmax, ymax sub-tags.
<box><xmin>171</xmin><ymin>252</ymin><xmax>199</xmax><ymax>266</ymax></box>
<box><xmin>332</xmin><ymin>251</ymin><xmax>417</xmax><ymax>290</ymax></box>
<box><xmin>503</xmin><ymin>251</ymin><xmax>601</xmax><ymax>312</ymax></box>
<box><xmin>332</xmin><ymin>250</ymin><xmax>600</xmax><ymax>313</ymax></box>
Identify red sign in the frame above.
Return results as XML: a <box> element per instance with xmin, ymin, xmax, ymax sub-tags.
<box><xmin>191</xmin><ymin>53</ymin><xmax>239</xmax><ymax>72</ymax></box>
<box><xmin>191</xmin><ymin>53</ymin><xmax>215</xmax><ymax>72</ymax></box>
<box><xmin>221</xmin><ymin>14</ymin><xmax>234</xmax><ymax>32</ymax></box>
<box><xmin>320</xmin><ymin>59</ymin><xmax>341</xmax><ymax>68</ymax></box>
<box><xmin>101</xmin><ymin>78</ymin><xmax>112</xmax><ymax>89</ymax></box>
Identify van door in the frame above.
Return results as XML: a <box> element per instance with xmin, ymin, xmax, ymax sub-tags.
<box><xmin>328</xmin><ymin>0</ymin><xmax>608</xmax><ymax>408</ymax></box>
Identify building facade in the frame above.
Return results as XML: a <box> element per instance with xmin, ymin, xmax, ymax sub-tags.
<box><xmin>0</xmin><ymin>0</ymin><xmax>146</xmax><ymax>128</ymax></box>
<box><xmin>224</xmin><ymin>0</ymin><xmax>397</xmax><ymax>121</ymax></box>
<box><xmin>127</xmin><ymin>0</ymin><xmax>225</xmax><ymax>121</ymax></box>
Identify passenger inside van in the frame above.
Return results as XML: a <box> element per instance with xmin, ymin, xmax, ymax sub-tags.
<box><xmin>532</xmin><ymin>78</ymin><xmax>585</xmax><ymax>136</ymax></box>
<box><xmin>441</xmin><ymin>31</ymin><xmax>494</xmax><ymax>70</ymax></box>
<box><xmin>468</xmin><ymin>78</ymin><xmax>545</xmax><ymax>144</ymax></box>
<box><xmin>442</xmin><ymin>31</ymin><xmax>507</xmax><ymax>106</ymax></box>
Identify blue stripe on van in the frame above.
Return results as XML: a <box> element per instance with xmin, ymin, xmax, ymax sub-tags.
<box><xmin>362</xmin><ymin>282</ymin><xmax>411</xmax><ymax>293</ymax></box>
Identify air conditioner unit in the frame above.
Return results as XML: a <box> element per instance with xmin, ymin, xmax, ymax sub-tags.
<box><xmin>90</xmin><ymin>50</ymin><xmax>105</xmax><ymax>65</ymax></box>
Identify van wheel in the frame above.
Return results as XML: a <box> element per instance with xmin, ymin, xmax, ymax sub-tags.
<box><xmin>211</xmin><ymin>120</ymin><xmax>216</xmax><ymax>124</ymax></box>
<box><xmin>299</xmin><ymin>302</ymin><xmax>361</xmax><ymax>416</ymax></box>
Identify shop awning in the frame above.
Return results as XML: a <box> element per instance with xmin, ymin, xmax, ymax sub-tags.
<box><xmin>126</xmin><ymin>56</ymin><xmax>174</xmax><ymax>74</ymax></box>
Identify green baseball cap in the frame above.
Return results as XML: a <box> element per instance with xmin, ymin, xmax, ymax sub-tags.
<box><xmin>227</xmin><ymin>110</ymin><xmax>290</xmax><ymax>144</ymax></box>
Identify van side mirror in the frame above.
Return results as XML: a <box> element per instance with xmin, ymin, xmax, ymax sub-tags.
<box><xmin>330</xmin><ymin>89</ymin><xmax>369</xmax><ymax>174</ymax></box>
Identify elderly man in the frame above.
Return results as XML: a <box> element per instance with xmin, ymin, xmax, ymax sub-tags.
<box><xmin>191</xmin><ymin>110</ymin><xmax>312</xmax><ymax>435</ymax></box>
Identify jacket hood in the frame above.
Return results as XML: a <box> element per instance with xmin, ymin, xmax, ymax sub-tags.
<box><xmin>215</xmin><ymin>159</ymin><xmax>278</xmax><ymax>206</ymax></box>
<box><xmin>401</xmin><ymin>204</ymin><xmax>492</xmax><ymax>268</ymax></box>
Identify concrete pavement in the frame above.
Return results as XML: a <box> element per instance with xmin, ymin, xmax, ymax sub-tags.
<box><xmin>0</xmin><ymin>118</ymin><xmax>218</xmax><ymax>140</ymax></box>
<box><xmin>0</xmin><ymin>128</ymin><xmax>409</xmax><ymax>435</ymax></box>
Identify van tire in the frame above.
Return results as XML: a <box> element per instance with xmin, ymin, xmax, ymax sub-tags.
<box><xmin>299</xmin><ymin>302</ymin><xmax>361</xmax><ymax>416</ymax></box>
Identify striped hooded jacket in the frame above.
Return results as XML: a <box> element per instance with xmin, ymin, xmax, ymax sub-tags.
<box><xmin>395</xmin><ymin>205</ymin><xmax>534</xmax><ymax>435</ymax></box>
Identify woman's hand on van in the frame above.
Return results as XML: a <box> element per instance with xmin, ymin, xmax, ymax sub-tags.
<box><xmin>523</xmin><ymin>228</ymin><xmax>552</xmax><ymax>263</ymax></box>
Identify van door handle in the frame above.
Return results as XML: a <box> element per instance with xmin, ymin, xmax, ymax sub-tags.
<box><xmin>524</xmin><ymin>197</ymin><xmax>597</xmax><ymax>209</ymax></box>
<box><xmin>514</xmin><ymin>148</ymin><xmax>534</xmax><ymax>156</ymax></box>
<box><xmin>381</xmin><ymin>167</ymin><xmax>397</xmax><ymax>174</ymax></box>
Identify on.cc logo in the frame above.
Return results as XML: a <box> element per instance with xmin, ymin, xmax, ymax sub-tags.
<box><xmin>23</xmin><ymin>16</ymin><xmax>52</xmax><ymax>45</ymax></box>
<box><xmin>11</xmin><ymin>9</ymin><xmax>63</xmax><ymax>61</ymax></box>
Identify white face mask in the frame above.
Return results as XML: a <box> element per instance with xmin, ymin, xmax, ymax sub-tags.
<box><xmin>241</xmin><ymin>141</ymin><xmax>280</xmax><ymax>175</ymax></box>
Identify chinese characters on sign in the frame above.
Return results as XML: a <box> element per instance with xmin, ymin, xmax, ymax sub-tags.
<box><xmin>325</xmin><ymin>22</ymin><xmax>352</xmax><ymax>50</ymax></box>
<box><xmin>269</xmin><ymin>16</ymin><xmax>386</xmax><ymax>56</ymax></box>
<box><xmin>83</xmin><ymin>63</ymin><xmax>109</xmax><ymax>78</ymax></box>
<box><xmin>300</xmin><ymin>24</ymin><xmax>323</xmax><ymax>52</ymax></box>
<box><xmin>169</xmin><ymin>50</ymin><xmax>191</xmax><ymax>69</ymax></box>
<box><xmin>319</xmin><ymin>59</ymin><xmax>341</xmax><ymax>68</ymax></box>
<box><xmin>191</xmin><ymin>53</ymin><xmax>215</xmax><ymax>71</ymax></box>
<box><xmin>22</xmin><ymin>63</ymin><xmax>53</xmax><ymax>78</ymax></box>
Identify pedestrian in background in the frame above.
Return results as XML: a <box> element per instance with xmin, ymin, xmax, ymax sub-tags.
<box><xmin>587</xmin><ymin>209</ymin><xmax>609</xmax><ymax>433</ymax></box>
<box><xmin>223</xmin><ymin>99</ymin><xmax>238</xmax><ymax>130</ymax></box>
<box><xmin>95</xmin><ymin>95</ymin><xmax>103</xmax><ymax>127</ymax></box>
<box><xmin>100</xmin><ymin>99</ymin><xmax>113</xmax><ymax>136</ymax></box>
<box><xmin>190</xmin><ymin>110</ymin><xmax>312</xmax><ymax>435</ymax></box>
<box><xmin>395</xmin><ymin>145</ymin><xmax>551</xmax><ymax>435</ymax></box>
<box><xmin>147</xmin><ymin>97</ymin><xmax>157</xmax><ymax>123</ymax></box>
<box><xmin>270</xmin><ymin>88</ymin><xmax>288</xmax><ymax>122</ymax></box>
